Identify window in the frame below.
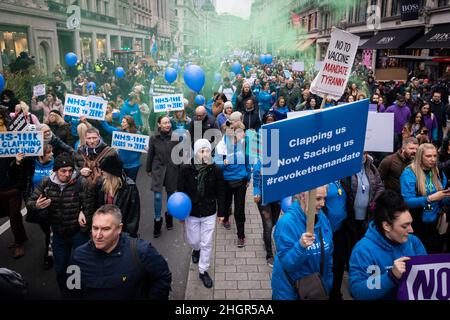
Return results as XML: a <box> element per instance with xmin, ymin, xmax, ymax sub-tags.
<box><xmin>355</xmin><ymin>0</ymin><xmax>368</xmax><ymax>22</ymax></box>
<box><xmin>391</xmin><ymin>0</ymin><xmax>401</xmax><ymax>16</ymax></box>
<box><xmin>175</xmin><ymin>9</ymin><xmax>178</xmax><ymax>16</ymax></box>
<box><xmin>381</xmin><ymin>0</ymin><xmax>388</xmax><ymax>17</ymax></box>
<box><xmin>314</xmin><ymin>12</ymin><xmax>317</xmax><ymax>29</ymax></box>
<box><xmin>96</xmin><ymin>0</ymin><xmax>101</xmax><ymax>14</ymax></box>
<box><xmin>348</xmin><ymin>4</ymin><xmax>354</xmax><ymax>24</ymax></box>
<box><xmin>438</xmin><ymin>0</ymin><xmax>449</xmax><ymax>7</ymax></box>
<box><xmin>104</xmin><ymin>1</ymin><xmax>109</xmax><ymax>16</ymax></box>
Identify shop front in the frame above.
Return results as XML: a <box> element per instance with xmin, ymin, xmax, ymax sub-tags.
<box><xmin>0</xmin><ymin>25</ymin><xmax>29</xmax><ymax>70</ymax></box>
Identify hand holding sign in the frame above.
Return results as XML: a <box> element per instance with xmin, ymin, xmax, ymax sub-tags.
<box><xmin>392</xmin><ymin>257</ymin><xmax>411</xmax><ymax>279</ymax></box>
<box><xmin>300</xmin><ymin>232</ymin><xmax>316</xmax><ymax>248</ymax></box>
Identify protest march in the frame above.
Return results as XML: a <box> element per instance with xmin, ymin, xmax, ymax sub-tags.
<box><xmin>1</xmin><ymin>0</ymin><xmax>450</xmax><ymax>306</ymax></box>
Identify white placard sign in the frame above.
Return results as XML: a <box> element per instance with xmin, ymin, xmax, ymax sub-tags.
<box><xmin>111</xmin><ymin>131</ymin><xmax>149</xmax><ymax>153</ymax></box>
<box><xmin>310</xmin><ymin>28</ymin><xmax>360</xmax><ymax>100</ymax></box>
<box><xmin>292</xmin><ymin>61</ymin><xmax>305</xmax><ymax>72</ymax></box>
<box><xmin>157</xmin><ymin>60</ymin><xmax>168</xmax><ymax>67</ymax></box>
<box><xmin>0</xmin><ymin>131</ymin><xmax>44</xmax><ymax>157</ymax></box>
<box><xmin>64</xmin><ymin>94</ymin><xmax>107</xmax><ymax>120</ymax></box>
<box><xmin>314</xmin><ymin>61</ymin><xmax>324</xmax><ymax>71</ymax></box>
<box><xmin>153</xmin><ymin>94</ymin><xmax>184</xmax><ymax>113</ymax></box>
<box><xmin>33</xmin><ymin>84</ymin><xmax>46</xmax><ymax>97</ymax></box>
<box><xmin>364</xmin><ymin>112</ymin><xmax>394</xmax><ymax>152</ymax></box>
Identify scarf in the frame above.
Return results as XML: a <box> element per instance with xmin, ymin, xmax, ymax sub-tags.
<box><xmin>194</xmin><ymin>163</ymin><xmax>212</xmax><ymax>197</ymax></box>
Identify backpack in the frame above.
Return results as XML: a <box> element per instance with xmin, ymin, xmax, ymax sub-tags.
<box><xmin>80</xmin><ymin>146</ymin><xmax>112</xmax><ymax>188</ymax></box>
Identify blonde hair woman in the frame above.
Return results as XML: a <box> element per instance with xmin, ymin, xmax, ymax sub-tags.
<box><xmin>400</xmin><ymin>143</ymin><xmax>450</xmax><ymax>253</ymax></box>
<box><xmin>75</xmin><ymin>121</ymin><xmax>91</xmax><ymax>150</ymax></box>
<box><xmin>94</xmin><ymin>155</ymin><xmax>140</xmax><ymax>238</ymax></box>
<box><xmin>272</xmin><ymin>186</ymin><xmax>334</xmax><ymax>300</ymax></box>
<box><xmin>10</xmin><ymin>101</ymin><xmax>40</xmax><ymax>126</ymax></box>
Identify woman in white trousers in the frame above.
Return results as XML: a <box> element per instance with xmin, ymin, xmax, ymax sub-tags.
<box><xmin>178</xmin><ymin>139</ymin><xmax>225</xmax><ymax>288</ymax></box>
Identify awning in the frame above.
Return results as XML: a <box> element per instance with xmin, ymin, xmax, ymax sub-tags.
<box><xmin>407</xmin><ymin>24</ymin><xmax>450</xmax><ymax>49</ymax></box>
<box><xmin>297</xmin><ymin>38</ymin><xmax>316</xmax><ymax>52</ymax></box>
<box><xmin>359</xmin><ymin>27</ymin><xmax>423</xmax><ymax>49</ymax></box>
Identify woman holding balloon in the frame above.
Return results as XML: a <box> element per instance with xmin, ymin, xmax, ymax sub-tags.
<box><xmin>146</xmin><ymin>115</ymin><xmax>179</xmax><ymax>238</ymax></box>
<box><xmin>177</xmin><ymin>139</ymin><xmax>225</xmax><ymax>288</ymax></box>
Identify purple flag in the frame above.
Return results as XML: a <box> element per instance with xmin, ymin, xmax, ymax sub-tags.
<box><xmin>397</xmin><ymin>254</ymin><xmax>450</xmax><ymax>300</ymax></box>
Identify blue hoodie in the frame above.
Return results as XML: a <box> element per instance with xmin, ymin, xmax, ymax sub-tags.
<box><xmin>400</xmin><ymin>167</ymin><xmax>450</xmax><ymax>223</ymax></box>
<box><xmin>349</xmin><ymin>221</ymin><xmax>426</xmax><ymax>300</ymax></box>
<box><xmin>252</xmin><ymin>160</ymin><xmax>262</xmax><ymax>197</ymax></box>
<box><xmin>120</xmin><ymin>99</ymin><xmax>143</xmax><ymax>127</ymax></box>
<box><xmin>257</xmin><ymin>91</ymin><xmax>274</xmax><ymax>114</ymax></box>
<box><xmin>32</xmin><ymin>158</ymin><xmax>54</xmax><ymax>190</ymax></box>
<box><xmin>100</xmin><ymin>121</ymin><xmax>142</xmax><ymax>169</ymax></box>
<box><xmin>326</xmin><ymin>181</ymin><xmax>348</xmax><ymax>232</ymax></box>
<box><xmin>65</xmin><ymin>115</ymin><xmax>80</xmax><ymax>138</ymax></box>
<box><xmin>216</xmin><ymin>135</ymin><xmax>251</xmax><ymax>182</ymax></box>
<box><xmin>271</xmin><ymin>201</ymin><xmax>334</xmax><ymax>300</ymax></box>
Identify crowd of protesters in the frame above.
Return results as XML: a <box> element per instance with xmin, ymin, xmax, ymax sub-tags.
<box><xmin>1</xmin><ymin>48</ymin><xmax>450</xmax><ymax>300</ymax></box>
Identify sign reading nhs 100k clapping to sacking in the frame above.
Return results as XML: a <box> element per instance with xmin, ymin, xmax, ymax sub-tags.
<box><xmin>64</xmin><ymin>94</ymin><xmax>107</xmax><ymax>120</ymax></box>
<box><xmin>0</xmin><ymin>131</ymin><xmax>44</xmax><ymax>157</ymax></box>
<box><xmin>260</xmin><ymin>99</ymin><xmax>369</xmax><ymax>204</ymax></box>
<box><xmin>111</xmin><ymin>131</ymin><xmax>149</xmax><ymax>153</ymax></box>
<box><xmin>397</xmin><ymin>254</ymin><xmax>450</xmax><ymax>300</ymax></box>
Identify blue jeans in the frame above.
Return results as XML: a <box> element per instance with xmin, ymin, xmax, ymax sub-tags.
<box><xmin>124</xmin><ymin>166</ymin><xmax>140</xmax><ymax>182</ymax></box>
<box><xmin>154</xmin><ymin>191</ymin><xmax>173</xmax><ymax>221</ymax></box>
<box><xmin>52</xmin><ymin>231</ymin><xmax>89</xmax><ymax>292</ymax></box>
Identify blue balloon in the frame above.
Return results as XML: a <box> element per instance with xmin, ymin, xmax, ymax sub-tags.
<box><xmin>87</xmin><ymin>82</ymin><xmax>96</xmax><ymax>92</ymax></box>
<box><xmin>214</xmin><ymin>73</ymin><xmax>222</xmax><ymax>82</ymax></box>
<box><xmin>195</xmin><ymin>95</ymin><xmax>205</xmax><ymax>106</ymax></box>
<box><xmin>167</xmin><ymin>192</ymin><xmax>192</xmax><ymax>220</ymax></box>
<box><xmin>164</xmin><ymin>67</ymin><xmax>177</xmax><ymax>84</ymax></box>
<box><xmin>65</xmin><ymin>52</ymin><xmax>77</xmax><ymax>67</ymax></box>
<box><xmin>265</xmin><ymin>54</ymin><xmax>273</xmax><ymax>64</ymax></box>
<box><xmin>259</xmin><ymin>54</ymin><xmax>266</xmax><ymax>64</ymax></box>
<box><xmin>115</xmin><ymin>67</ymin><xmax>125</xmax><ymax>79</ymax></box>
<box><xmin>183</xmin><ymin>64</ymin><xmax>205</xmax><ymax>93</ymax></box>
<box><xmin>281</xmin><ymin>196</ymin><xmax>293</xmax><ymax>213</ymax></box>
<box><xmin>0</xmin><ymin>74</ymin><xmax>4</xmax><ymax>92</ymax></box>
<box><xmin>231</xmin><ymin>61</ymin><xmax>242</xmax><ymax>74</ymax></box>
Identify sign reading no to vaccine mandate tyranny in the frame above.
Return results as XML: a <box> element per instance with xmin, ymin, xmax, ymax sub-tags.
<box><xmin>397</xmin><ymin>254</ymin><xmax>450</xmax><ymax>300</ymax></box>
<box><xmin>310</xmin><ymin>28</ymin><xmax>360</xmax><ymax>100</ymax></box>
<box><xmin>261</xmin><ymin>99</ymin><xmax>369</xmax><ymax>204</ymax></box>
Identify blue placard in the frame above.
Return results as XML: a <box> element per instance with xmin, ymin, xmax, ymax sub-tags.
<box><xmin>261</xmin><ymin>99</ymin><xmax>369</xmax><ymax>204</ymax></box>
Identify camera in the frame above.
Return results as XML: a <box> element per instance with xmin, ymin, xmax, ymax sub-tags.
<box><xmin>225</xmin><ymin>120</ymin><xmax>231</xmax><ymax>127</ymax></box>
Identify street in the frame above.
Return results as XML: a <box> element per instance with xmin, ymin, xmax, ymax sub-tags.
<box><xmin>0</xmin><ymin>155</ymin><xmax>191</xmax><ymax>299</ymax></box>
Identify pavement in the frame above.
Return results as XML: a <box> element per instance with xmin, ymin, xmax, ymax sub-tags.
<box><xmin>184</xmin><ymin>183</ymin><xmax>353</xmax><ymax>300</ymax></box>
<box><xmin>185</xmin><ymin>183</ymin><xmax>272</xmax><ymax>300</ymax></box>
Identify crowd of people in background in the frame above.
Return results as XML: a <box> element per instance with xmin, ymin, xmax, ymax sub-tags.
<box><xmin>1</xmin><ymin>48</ymin><xmax>450</xmax><ymax>300</ymax></box>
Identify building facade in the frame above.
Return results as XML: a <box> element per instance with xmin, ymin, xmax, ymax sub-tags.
<box><xmin>0</xmin><ymin>0</ymin><xmax>175</xmax><ymax>74</ymax></box>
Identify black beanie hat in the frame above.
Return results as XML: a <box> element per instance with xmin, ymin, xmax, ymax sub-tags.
<box><xmin>53</xmin><ymin>152</ymin><xmax>74</xmax><ymax>171</ymax></box>
<box><xmin>49</xmin><ymin>109</ymin><xmax>62</xmax><ymax>117</ymax></box>
<box><xmin>99</xmin><ymin>155</ymin><xmax>123</xmax><ymax>177</ymax></box>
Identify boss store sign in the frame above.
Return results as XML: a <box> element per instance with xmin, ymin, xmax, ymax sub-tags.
<box><xmin>401</xmin><ymin>0</ymin><xmax>421</xmax><ymax>22</ymax></box>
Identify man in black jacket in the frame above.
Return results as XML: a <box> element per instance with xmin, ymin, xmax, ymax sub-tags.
<box><xmin>70</xmin><ymin>204</ymin><xmax>172</xmax><ymax>300</ymax></box>
<box><xmin>188</xmin><ymin>106</ymin><xmax>219</xmax><ymax>146</ymax></box>
<box><xmin>26</xmin><ymin>153</ymin><xmax>90</xmax><ymax>293</ymax></box>
<box><xmin>429</xmin><ymin>91</ymin><xmax>446</xmax><ymax>148</ymax></box>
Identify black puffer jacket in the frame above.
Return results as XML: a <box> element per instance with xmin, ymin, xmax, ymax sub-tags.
<box><xmin>177</xmin><ymin>162</ymin><xmax>225</xmax><ymax>218</ymax></box>
<box><xmin>26</xmin><ymin>172</ymin><xmax>91</xmax><ymax>238</ymax></box>
<box><xmin>94</xmin><ymin>176</ymin><xmax>140</xmax><ymax>237</ymax></box>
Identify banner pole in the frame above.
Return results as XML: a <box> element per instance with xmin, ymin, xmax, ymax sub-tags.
<box><xmin>306</xmin><ymin>189</ymin><xmax>317</xmax><ymax>234</ymax></box>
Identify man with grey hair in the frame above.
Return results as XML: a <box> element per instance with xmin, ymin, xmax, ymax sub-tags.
<box><xmin>378</xmin><ymin>137</ymin><xmax>419</xmax><ymax>194</ymax></box>
<box><xmin>70</xmin><ymin>204</ymin><xmax>172</xmax><ymax>300</ymax></box>
<box><xmin>188</xmin><ymin>105</ymin><xmax>219</xmax><ymax>146</ymax></box>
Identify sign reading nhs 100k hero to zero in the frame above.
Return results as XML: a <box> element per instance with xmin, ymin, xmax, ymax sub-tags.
<box><xmin>64</xmin><ymin>94</ymin><xmax>108</xmax><ymax>120</ymax></box>
<box><xmin>260</xmin><ymin>99</ymin><xmax>370</xmax><ymax>204</ymax></box>
<box><xmin>153</xmin><ymin>94</ymin><xmax>184</xmax><ymax>113</ymax></box>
